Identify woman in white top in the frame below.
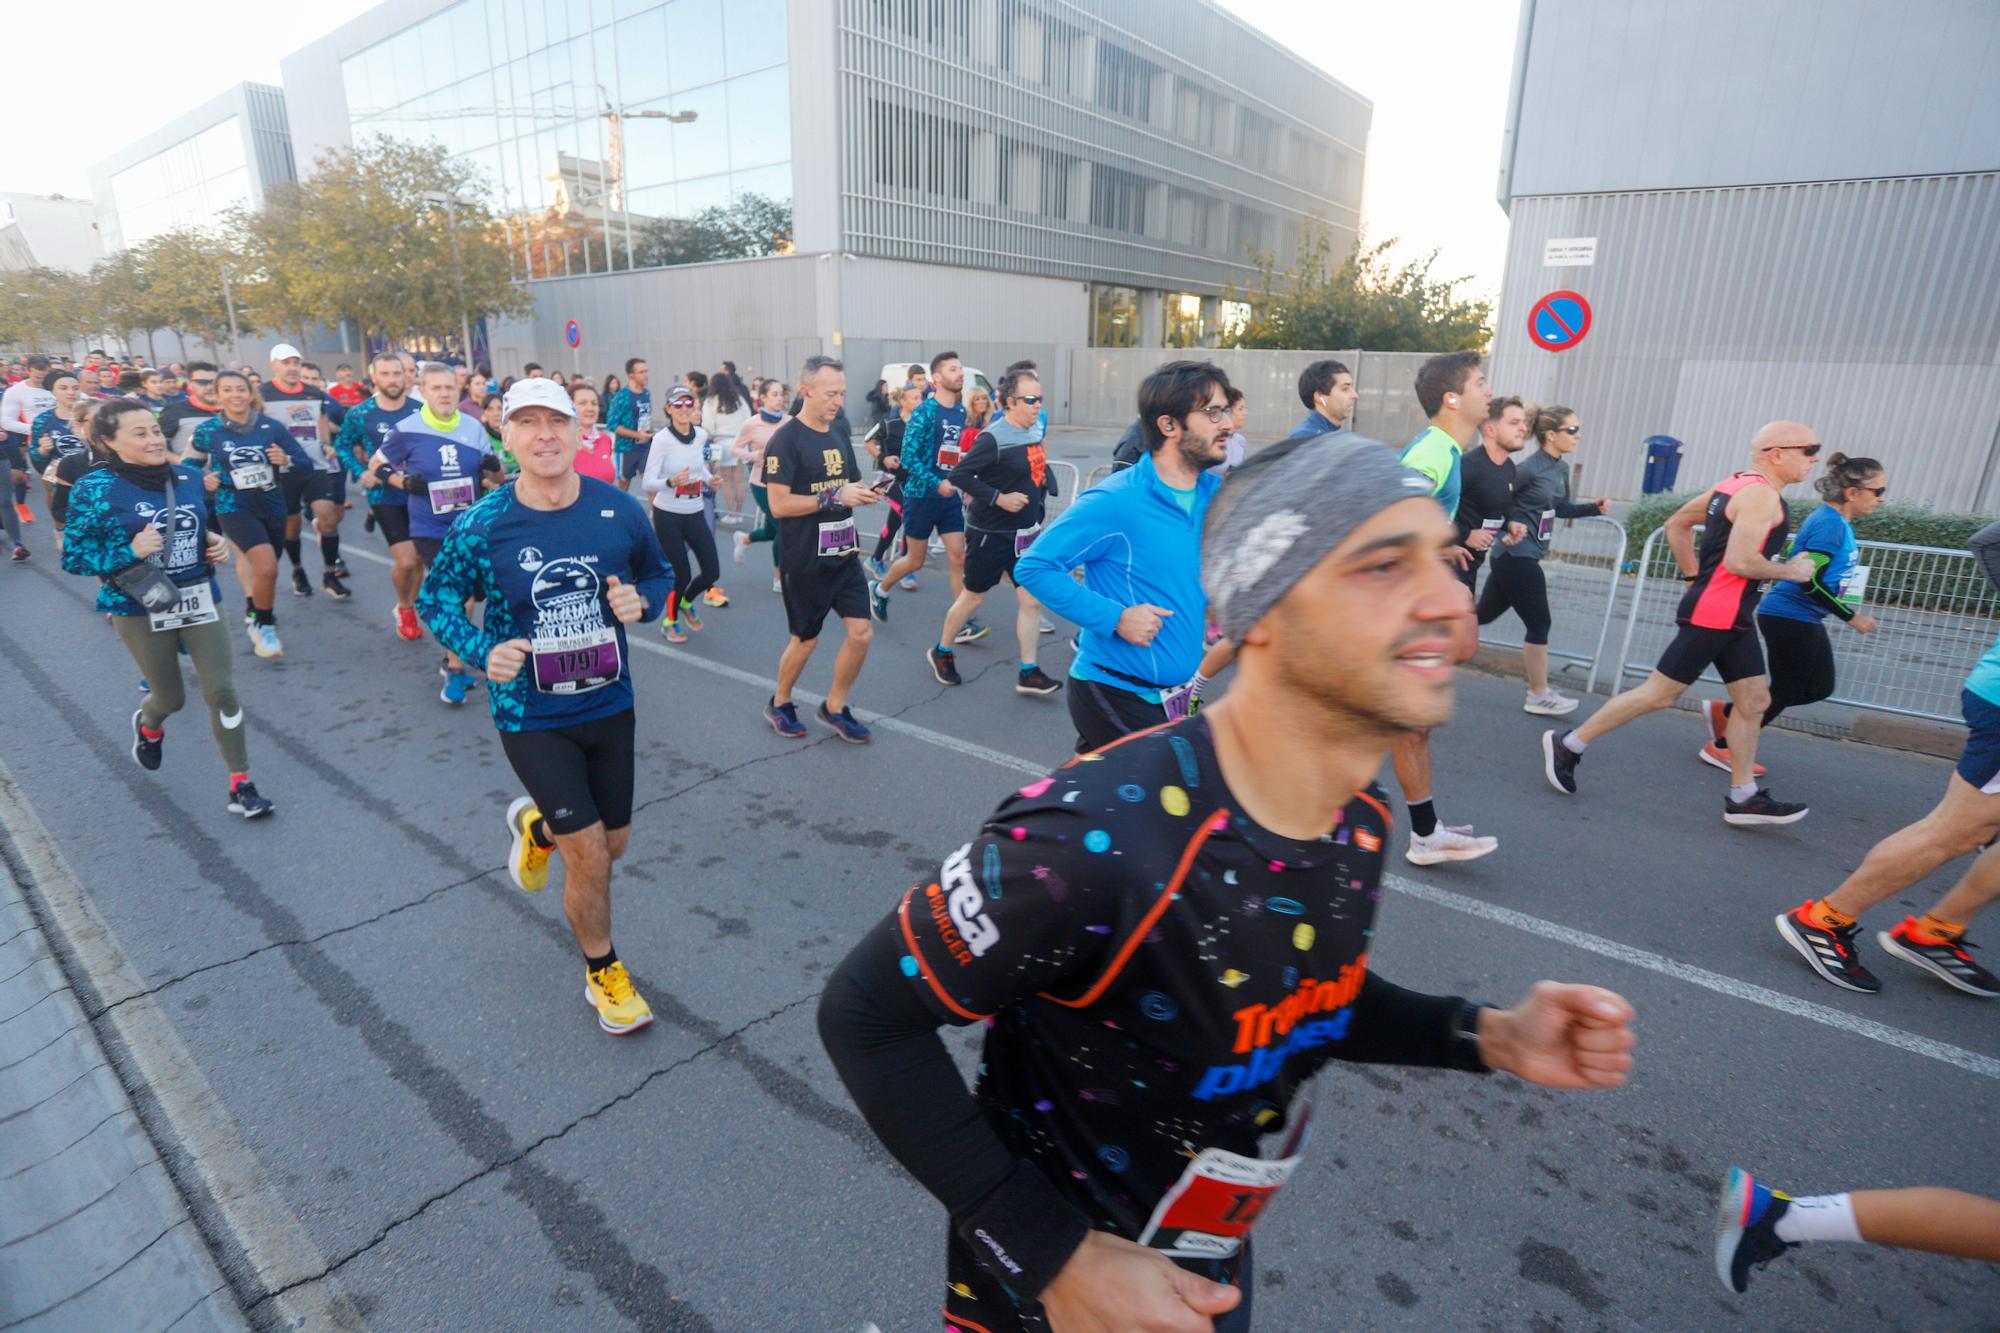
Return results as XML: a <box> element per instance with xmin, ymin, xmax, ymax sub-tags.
<box><xmin>640</xmin><ymin>386</ymin><xmax>717</xmax><ymax>642</ymax></box>
<box><xmin>701</xmin><ymin>373</ymin><xmax>752</xmax><ymax>525</ymax></box>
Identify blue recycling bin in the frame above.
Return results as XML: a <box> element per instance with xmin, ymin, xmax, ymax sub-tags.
<box><xmin>1642</xmin><ymin>435</ymin><xmax>1683</xmax><ymax>495</ymax></box>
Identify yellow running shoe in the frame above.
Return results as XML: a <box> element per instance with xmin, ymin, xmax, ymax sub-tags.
<box><xmin>585</xmin><ymin>961</ymin><xmax>653</xmax><ymax>1035</ymax></box>
<box><xmin>505</xmin><ymin>796</ymin><xmax>551</xmax><ymax>892</ymax></box>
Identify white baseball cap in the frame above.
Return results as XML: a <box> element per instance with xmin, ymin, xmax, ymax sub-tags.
<box><xmin>269</xmin><ymin>343</ymin><xmax>302</xmax><ymax>361</ymax></box>
<box><xmin>503</xmin><ymin>377</ymin><xmax>577</xmax><ymax>421</ymax></box>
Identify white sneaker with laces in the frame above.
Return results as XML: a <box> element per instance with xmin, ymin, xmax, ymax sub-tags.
<box><xmin>1523</xmin><ymin>689</ymin><xmax>1580</xmax><ymax>716</ymax></box>
<box><xmin>1406</xmin><ymin>825</ymin><xmax>1498</xmax><ymax>866</ymax></box>
<box><xmin>732</xmin><ymin>530</ymin><xmax>749</xmax><ymax>564</ymax></box>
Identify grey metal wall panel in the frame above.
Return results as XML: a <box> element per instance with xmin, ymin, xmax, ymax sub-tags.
<box><xmin>1502</xmin><ymin>0</ymin><xmax>2000</xmax><ymax>202</ymax></box>
<box><xmin>1066</xmin><ymin>347</ymin><xmax>1430</xmax><ymax>444</ymax></box>
<box><xmin>1489</xmin><ymin>176</ymin><xmax>2000</xmax><ymax>509</ymax></box>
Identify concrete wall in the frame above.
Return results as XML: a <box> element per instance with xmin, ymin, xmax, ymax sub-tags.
<box><xmin>1067</xmin><ymin>347</ymin><xmax>1436</xmax><ymax>445</ymax></box>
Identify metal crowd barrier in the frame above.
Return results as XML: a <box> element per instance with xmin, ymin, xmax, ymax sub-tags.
<box><xmin>1609</xmin><ymin>526</ymin><xmax>1996</xmax><ymax>723</ymax></box>
<box><xmin>1045</xmin><ymin>460</ymin><xmax>1080</xmax><ymax>520</ymax></box>
<box><xmin>1084</xmin><ymin>462</ymin><xmax>1115</xmax><ymax>491</ymax></box>
<box><xmin>1471</xmin><ymin>517</ymin><xmax>1630</xmax><ymax>691</ymax></box>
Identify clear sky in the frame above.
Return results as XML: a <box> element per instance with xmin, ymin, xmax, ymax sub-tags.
<box><xmin>2</xmin><ymin>0</ymin><xmax>1519</xmax><ymax>293</ymax></box>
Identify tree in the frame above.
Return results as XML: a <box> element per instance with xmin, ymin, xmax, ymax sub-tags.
<box><xmin>92</xmin><ymin>249</ymin><xmax>164</xmax><ymax>364</ymax></box>
<box><xmin>133</xmin><ymin>226</ymin><xmax>241</xmax><ymax>361</ymax></box>
<box><xmin>1222</xmin><ymin>222</ymin><xmax>1492</xmax><ymax>353</ymax></box>
<box><xmin>237</xmin><ymin>135</ymin><xmax>532</xmax><ymax>351</ymax></box>
<box><xmin>0</xmin><ymin>266</ymin><xmax>94</xmax><ymax>355</ymax></box>
<box><xmin>631</xmin><ymin>193</ymin><xmax>794</xmax><ymax>270</ymax></box>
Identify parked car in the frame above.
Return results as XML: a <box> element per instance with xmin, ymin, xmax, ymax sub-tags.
<box><xmin>880</xmin><ymin>361</ymin><xmax>995</xmax><ymax>403</ymax></box>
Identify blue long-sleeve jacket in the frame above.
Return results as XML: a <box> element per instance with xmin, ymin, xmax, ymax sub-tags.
<box><xmin>1015</xmin><ymin>453</ymin><xmax>1216</xmax><ymax>697</ymax></box>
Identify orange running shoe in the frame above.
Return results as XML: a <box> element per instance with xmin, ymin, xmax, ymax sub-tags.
<box><xmin>1698</xmin><ymin>740</ymin><xmax>1765</xmax><ymax>777</ymax></box>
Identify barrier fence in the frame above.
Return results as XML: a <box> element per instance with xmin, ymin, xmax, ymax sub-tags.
<box><xmin>1045</xmin><ymin>460</ymin><xmax>1080</xmax><ymax>521</ymax></box>
<box><xmin>1606</xmin><ymin>526</ymin><xmax>1996</xmax><ymax>723</ymax></box>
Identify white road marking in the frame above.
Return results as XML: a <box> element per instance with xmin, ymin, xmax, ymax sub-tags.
<box><xmin>349</xmin><ymin>544</ymin><xmax>2000</xmax><ymax>1082</ymax></box>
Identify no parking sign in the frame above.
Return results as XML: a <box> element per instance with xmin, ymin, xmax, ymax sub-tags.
<box><xmin>1527</xmin><ymin>291</ymin><xmax>1591</xmax><ymax>352</ymax></box>
<box><xmin>564</xmin><ymin>320</ymin><xmax>582</xmax><ymax>348</ymax></box>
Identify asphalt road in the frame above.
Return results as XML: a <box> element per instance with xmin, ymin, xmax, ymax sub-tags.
<box><xmin>1</xmin><ymin>511</ymin><xmax>1996</xmax><ymax>1332</ymax></box>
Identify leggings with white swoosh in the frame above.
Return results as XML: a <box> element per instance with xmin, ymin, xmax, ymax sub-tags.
<box><xmin>112</xmin><ymin>613</ymin><xmax>250</xmax><ymax>772</ymax></box>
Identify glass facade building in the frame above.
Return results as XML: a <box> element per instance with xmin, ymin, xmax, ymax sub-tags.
<box><xmin>89</xmin><ymin>84</ymin><xmax>297</xmax><ymax>256</ymax></box>
<box><xmin>338</xmin><ymin>0</ymin><xmax>794</xmax><ymax>280</ymax></box>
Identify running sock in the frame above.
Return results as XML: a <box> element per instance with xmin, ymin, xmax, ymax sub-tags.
<box><xmin>1730</xmin><ymin>782</ymin><xmax>1758</xmax><ymax>803</ymax></box>
<box><xmin>12</xmin><ymin>478</ymin><xmax>25</xmax><ymax>503</ymax></box>
<box><xmin>139</xmin><ymin>723</ymin><xmax>164</xmax><ymax>740</ymax></box>
<box><xmin>937</xmin><ymin>643</ymin><xmax>954</xmax><ymax>656</ymax></box>
<box><xmin>320</xmin><ymin>532</ymin><xmax>340</xmax><ymax>568</ymax></box>
<box><xmin>528</xmin><ymin>817</ymin><xmax>555</xmax><ymax>850</ymax></box>
<box><xmin>244</xmin><ymin>596</ymin><xmax>255</xmax><ymax>620</ymax></box>
<box><xmin>1806</xmin><ymin>900</ymin><xmax>1857</xmax><ymax>930</ymax></box>
<box><xmin>229</xmin><ymin>772</ymin><xmax>250</xmax><ymax>792</ymax></box>
<box><xmin>1020</xmin><ymin>661</ymin><xmax>1035</xmax><ymax>672</ymax></box>
<box><xmin>585</xmin><ymin>947</ymin><xmax>619</xmax><ymax>974</ymax></box>
<box><xmin>253</xmin><ymin>607</ymin><xmax>276</xmax><ymax>627</ymax></box>
<box><xmin>284</xmin><ymin>537</ymin><xmax>303</xmax><ymax>567</ymax></box>
<box><xmin>1772</xmin><ymin>1193</ymin><xmax>1862</xmax><ymax>1244</ymax></box>
<box><xmin>1560</xmin><ymin>731</ymin><xmax>1588</xmax><ymax>754</ymax></box>
<box><xmin>1914</xmin><ymin>913</ymin><xmax>1967</xmax><ymax>943</ymax></box>
<box><xmin>1408</xmin><ymin>799</ymin><xmax>1438</xmax><ymax>838</ymax></box>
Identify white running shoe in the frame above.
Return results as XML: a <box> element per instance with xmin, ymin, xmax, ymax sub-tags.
<box><xmin>1039</xmin><ymin>615</ymin><xmax>1055</xmax><ymax>635</ymax></box>
<box><xmin>1405</xmin><ymin>825</ymin><xmax>1498</xmax><ymax>866</ymax></box>
<box><xmin>771</xmin><ymin>573</ymin><xmax>782</xmax><ymax>594</ymax></box>
<box><xmin>732</xmin><ymin>530</ymin><xmax>749</xmax><ymax>565</ymax></box>
<box><xmin>1523</xmin><ymin>689</ymin><xmax>1580</xmax><ymax>716</ymax></box>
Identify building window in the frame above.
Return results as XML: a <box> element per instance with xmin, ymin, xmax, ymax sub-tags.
<box><xmin>1092</xmin><ymin>284</ymin><xmax>1138</xmax><ymax>348</ymax></box>
<box><xmin>1163</xmin><ymin>292</ymin><xmax>1203</xmax><ymax>348</ymax></box>
<box><xmin>868</xmin><ymin>99</ymin><xmax>973</xmax><ymax>200</ymax></box>
<box><xmin>1089</xmin><ymin>164</ymin><xmax>1149</xmax><ymax>235</ymax></box>
<box><xmin>1094</xmin><ymin>42</ymin><xmax>1155</xmax><ymax>121</ymax></box>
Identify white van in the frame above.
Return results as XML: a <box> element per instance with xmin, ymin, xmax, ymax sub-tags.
<box><xmin>879</xmin><ymin>361</ymin><xmax>995</xmax><ymax>404</ymax></box>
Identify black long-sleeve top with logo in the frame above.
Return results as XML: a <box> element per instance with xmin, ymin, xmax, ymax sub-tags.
<box><xmin>946</xmin><ymin>428</ymin><xmax>1059</xmax><ymax>531</ymax></box>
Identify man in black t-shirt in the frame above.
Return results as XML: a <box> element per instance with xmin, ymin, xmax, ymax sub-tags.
<box><xmin>820</xmin><ymin>436</ymin><xmax>1638</xmax><ymax>1333</ymax></box>
<box><xmin>761</xmin><ymin>355</ymin><xmax>883</xmax><ymax>744</ymax></box>
<box><xmin>159</xmin><ymin>361</ymin><xmax>223</xmax><ymax>462</ymax></box>
<box><xmin>1452</xmin><ymin>393</ymin><xmax>1529</xmax><ymax>591</ymax></box>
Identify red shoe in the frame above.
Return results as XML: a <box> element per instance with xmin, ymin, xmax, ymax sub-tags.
<box><xmin>1701</xmin><ymin>698</ymin><xmax>1727</xmax><ymax>743</ymax></box>
<box><xmin>395</xmin><ymin>606</ymin><xmax>423</xmax><ymax>641</ymax></box>
<box><xmin>1698</xmin><ymin>740</ymin><xmax>1766</xmax><ymax>777</ymax></box>
<box><xmin>15</xmin><ymin>502</ymin><xmax>33</xmax><ymax>524</ymax></box>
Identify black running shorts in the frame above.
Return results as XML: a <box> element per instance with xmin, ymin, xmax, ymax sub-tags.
<box><xmin>1656</xmin><ymin>623</ymin><xmax>1766</xmax><ymax>685</ymax></box>
<box><xmin>781</xmin><ymin>557</ymin><xmax>871</xmax><ymax>642</ymax></box>
<box><xmin>281</xmin><ymin>470</ymin><xmax>311</xmax><ymax>516</ymax></box>
<box><xmin>498</xmin><ymin>710</ymin><xmax>637</xmax><ymax>835</ymax></box>
<box><xmin>412</xmin><ymin>536</ymin><xmax>443</xmax><ymax>568</ymax></box>
<box><xmin>303</xmin><ymin>470</ymin><xmax>346</xmax><ymax>507</ymax></box>
<box><xmin>217</xmin><ymin>509</ymin><xmax>287</xmax><ymax>553</ymax></box>
<box><xmin>962</xmin><ymin>527</ymin><xmax>1026</xmax><ymax>595</ymax></box>
<box><xmin>373</xmin><ymin>503</ymin><xmax>412</xmax><ymax>546</ymax></box>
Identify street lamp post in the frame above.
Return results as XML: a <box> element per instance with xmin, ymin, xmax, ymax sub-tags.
<box><xmin>596</xmin><ymin>86</ymin><xmax>697</xmax><ymax>271</ymax></box>
<box><xmin>219</xmin><ymin>264</ymin><xmax>240</xmax><ymax>367</ymax></box>
<box><xmin>421</xmin><ymin>190</ymin><xmax>478</xmax><ymax>366</ymax></box>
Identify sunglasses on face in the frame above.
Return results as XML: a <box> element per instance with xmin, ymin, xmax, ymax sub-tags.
<box><xmin>190</xmin><ymin>378</ymin><xmax>216</xmax><ymax>388</ymax></box>
<box><xmin>1771</xmin><ymin>443</ymin><xmax>1823</xmax><ymax>457</ymax></box>
<box><xmin>1555</xmin><ymin>424</ymin><xmax>1581</xmax><ymax>436</ymax></box>
<box><xmin>1859</xmin><ymin>485</ymin><xmax>1888</xmax><ymax>498</ymax></box>
<box><xmin>1016</xmin><ymin>395</ymin><xmax>1044</xmax><ymax>406</ymax></box>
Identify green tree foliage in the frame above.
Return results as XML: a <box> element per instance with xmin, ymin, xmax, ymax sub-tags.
<box><xmin>630</xmin><ymin>193</ymin><xmax>793</xmax><ymax>269</ymax></box>
<box><xmin>1223</xmin><ymin>222</ymin><xmax>1492</xmax><ymax>353</ymax></box>
<box><xmin>0</xmin><ymin>267</ymin><xmax>95</xmax><ymax>353</ymax></box>
<box><xmin>131</xmin><ymin>227</ymin><xmax>241</xmax><ymax>360</ymax></box>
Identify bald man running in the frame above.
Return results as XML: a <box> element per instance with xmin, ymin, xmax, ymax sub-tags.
<box><xmin>1542</xmin><ymin>423</ymin><xmax>1821</xmax><ymax>826</ymax></box>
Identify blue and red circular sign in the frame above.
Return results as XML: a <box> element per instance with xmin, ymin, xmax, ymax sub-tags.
<box><xmin>1527</xmin><ymin>290</ymin><xmax>1591</xmax><ymax>352</ymax></box>
<box><xmin>564</xmin><ymin>319</ymin><xmax>581</xmax><ymax>348</ymax></box>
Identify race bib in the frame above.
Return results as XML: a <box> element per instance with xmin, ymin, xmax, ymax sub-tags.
<box><xmin>429</xmin><ymin>476</ymin><xmax>477</xmax><ymax>514</ymax></box>
<box><xmin>230</xmin><ymin>462</ymin><xmax>275</xmax><ymax>491</ymax></box>
<box><xmin>1536</xmin><ymin>508</ymin><xmax>1556</xmax><ymax>542</ymax></box>
<box><xmin>148</xmin><ymin>583</ymin><xmax>217</xmax><ymax>632</ymax></box>
<box><xmin>1841</xmin><ymin>564</ymin><xmax>1869</xmax><ymax>602</ymax></box>
<box><xmin>674</xmin><ymin>478</ymin><xmax>704</xmax><ymax>498</ymax></box>
<box><xmin>1161</xmin><ymin>680</ymin><xmax>1198</xmax><ymax>722</ymax></box>
<box><xmin>817</xmin><ymin>518</ymin><xmax>858</xmax><ymax>557</ymax></box>
<box><xmin>531</xmin><ymin>626</ymin><xmax>620</xmax><ymax>694</ymax></box>
<box><xmin>1138</xmin><ymin>1110</ymin><xmax>1312</xmax><ymax>1259</ymax></box>
<box><xmin>1481</xmin><ymin>517</ymin><xmax>1504</xmax><ymax>532</ymax></box>
<box><xmin>1013</xmin><ymin>523</ymin><xmax>1041</xmax><ymax>557</ymax></box>
<box><xmin>937</xmin><ymin>440</ymin><xmax>962</xmax><ymax>469</ymax></box>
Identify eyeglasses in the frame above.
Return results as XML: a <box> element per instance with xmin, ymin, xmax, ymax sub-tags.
<box><xmin>1770</xmin><ymin>443</ymin><xmax>1823</xmax><ymax>457</ymax></box>
<box><xmin>1197</xmin><ymin>404</ymin><xmax>1231</xmax><ymax>423</ymax></box>
<box><xmin>190</xmin><ymin>378</ymin><xmax>216</xmax><ymax>388</ymax></box>
<box><xmin>1555</xmin><ymin>425</ymin><xmax>1581</xmax><ymax>436</ymax></box>
<box><xmin>1016</xmin><ymin>395</ymin><xmax>1044</xmax><ymax>406</ymax></box>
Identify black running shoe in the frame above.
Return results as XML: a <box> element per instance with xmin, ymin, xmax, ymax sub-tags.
<box><xmin>330</xmin><ymin>559</ymin><xmax>351</xmax><ymax>578</ymax></box>
<box><xmin>363</xmin><ymin>511</ymin><xmax>377</xmax><ymax>533</ymax></box>
<box><xmin>1016</xmin><ymin>665</ymin><xmax>1063</xmax><ymax>696</ymax></box>
<box><xmin>322</xmin><ymin>572</ymin><xmax>352</xmax><ymax>601</ymax></box>
<box><xmin>227</xmin><ymin>780</ymin><xmax>274</xmax><ymax>819</ymax></box>
<box><xmin>130</xmin><ymin>709</ymin><xmax>162</xmax><ymax>771</ymax></box>
<box><xmin>1541</xmin><ymin>729</ymin><xmax>1581</xmax><ymax>794</ymax></box>
<box><xmin>1878</xmin><ymin>918</ymin><xmax>2000</xmax><ymax>997</ymax></box>
<box><xmin>1774</xmin><ymin>902</ymin><xmax>1880</xmax><ymax>993</ymax></box>
<box><xmin>1714</xmin><ymin>1167</ymin><xmax>1796</xmax><ymax>1294</ymax></box>
<box><xmin>816</xmin><ymin>701</ymin><xmax>872</xmax><ymax>744</ymax></box>
<box><xmin>290</xmin><ymin>567</ymin><xmax>313</xmax><ymax>598</ymax></box>
<box><xmin>1725</xmin><ymin>788</ymin><xmax>1808</xmax><ymax>826</ymax></box>
<box><xmin>927</xmin><ymin>646</ymin><xmax>961</xmax><ymax>686</ymax></box>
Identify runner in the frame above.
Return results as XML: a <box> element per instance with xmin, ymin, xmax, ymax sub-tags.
<box><xmin>568</xmin><ymin>383</ymin><xmax>618</xmax><ymax>484</ymax></box>
<box><xmin>871</xmin><ymin>351</ymin><xmax>972</xmax><ymax>629</ymax></box>
<box><xmin>1542</xmin><ymin>423</ymin><xmax>1820</xmax><ymax>825</ymax></box>
<box><xmin>818</xmin><ymin>435</ymin><xmax>1637</xmax><ymax>1333</ymax></box>
<box><xmin>1</xmin><ymin>353</ymin><xmax>55</xmax><ymax>534</ymax></box>
<box><xmin>188</xmin><ymin>371</ymin><xmax>315</xmax><ymax>658</ymax></box>
<box><xmin>373</xmin><ymin>362</ymin><xmax>506</xmax><ymax>704</ymax></box>
<box><xmin>639</xmin><ymin>385</ymin><xmax>718</xmax><ymax>643</ymax></box>
<box><xmin>1701</xmin><ymin>452</ymin><xmax>1883</xmax><ymax>770</ymax></box>
<box><xmin>28</xmin><ymin>370</ymin><xmax>88</xmax><ymax>530</ymax></box>
<box><xmin>761</xmin><ymin>355</ymin><xmax>880</xmax><ymax>743</ymax></box>
<box><xmin>863</xmin><ymin>383</ymin><xmax>921</xmax><ymax>580</ymax></box>
<box><xmin>1391</xmin><ymin>351</ymin><xmax>1499</xmax><ymax>866</ymax></box>
<box><xmin>326</xmin><ymin>363</ymin><xmax>368</xmax><ymax>409</ymax></box>
<box><xmin>1453</xmin><ymin>394</ymin><xmax>1527</xmax><ymax>593</ymax></box>
<box><xmin>1017</xmin><ymin>360</ymin><xmax>1228</xmax><ymax>753</ymax></box>
<box><xmin>1715</xmin><ymin>1168</ymin><xmax>2000</xmax><ymax>1293</ymax></box>
<box><xmin>928</xmin><ymin>367</ymin><xmax>1062</xmax><ymax>697</ymax></box>
<box><xmin>158</xmin><ymin>361</ymin><xmax>222</xmax><ymax>461</ymax></box>
<box><xmin>260</xmin><ymin>343</ymin><xmax>352</xmax><ymax>600</ymax></box>
<box><xmin>1479</xmin><ymin>403</ymin><xmax>1611</xmax><ymax>716</ymax></box>
<box><xmin>1768</xmin><ymin>519</ymin><xmax>2000</xmax><ymax>997</ymax></box>
<box><xmin>331</xmin><ymin>352</ymin><xmax>424</xmax><ymax>639</ymax></box>
<box><xmin>1285</xmin><ymin>357</ymin><xmax>1355</xmax><ymax>441</ymax></box>
<box><xmin>730</xmin><ymin>377</ymin><xmax>789</xmax><ymax>592</ymax></box>
<box><xmin>701</xmin><ymin>368</ymin><xmax>751</xmax><ymax>523</ymax></box>
<box><xmin>61</xmin><ymin>398</ymin><xmax>273</xmax><ymax>817</ymax></box>
<box><xmin>605</xmin><ymin>357</ymin><xmax>652</xmax><ymax>492</ymax></box>
<box><xmin>415</xmin><ymin>377</ymin><xmax>672</xmax><ymax>1036</ymax></box>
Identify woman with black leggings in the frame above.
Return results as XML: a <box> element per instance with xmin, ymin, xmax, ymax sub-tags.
<box><xmin>1479</xmin><ymin>403</ymin><xmax>1608</xmax><ymax>716</ymax></box>
<box><xmin>1702</xmin><ymin>453</ymin><xmax>1885</xmax><ymax>770</ymax></box>
<box><xmin>639</xmin><ymin>386</ymin><xmax>717</xmax><ymax>642</ymax></box>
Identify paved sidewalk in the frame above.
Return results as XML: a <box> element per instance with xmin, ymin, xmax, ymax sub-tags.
<box><xmin>0</xmin><ymin>864</ymin><xmax>244</xmax><ymax>1331</ymax></box>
